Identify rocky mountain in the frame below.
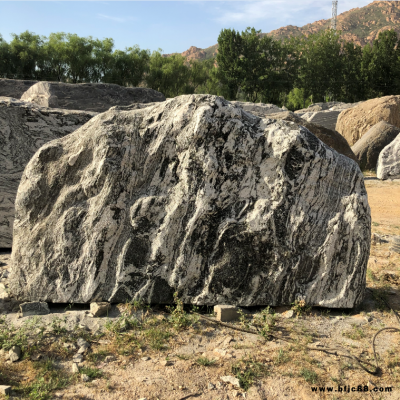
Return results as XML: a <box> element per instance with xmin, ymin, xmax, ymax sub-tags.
<box><xmin>165</xmin><ymin>1</ymin><xmax>400</xmax><ymax>62</ymax></box>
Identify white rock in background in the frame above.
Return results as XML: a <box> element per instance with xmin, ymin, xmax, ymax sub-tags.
<box><xmin>377</xmin><ymin>133</ymin><xmax>400</xmax><ymax>180</ymax></box>
<box><xmin>0</xmin><ymin>97</ymin><xmax>96</xmax><ymax>248</ymax></box>
<box><xmin>9</xmin><ymin>94</ymin><xmax>370</xmax><ymax>308</ymax></box>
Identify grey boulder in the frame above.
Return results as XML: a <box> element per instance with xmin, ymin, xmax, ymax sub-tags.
<box><xmin>264</xmin><ymin>111</ymin><xmax>358</xmax><ymax>163</ymax></box>
<box><xmin>0</xmin><ymin>78</ymin><xmax>38</xmax><ymax>99</ymax></box>
<box><xmin>21</xmin><ymin>81</ymin><xmax>166</xmax><ymax>113</ymax></box>
<box><xmin>376</xmin><ymin>133</ymin><xmax>400</xmax><ymax>180</ymax></box>
<box><xmin>9</xmin><ymin>94</ymin><xmax>370</xmax><ymax>308</ymax></box>
<box><xmin>0</xmin><ymin>97</ymin><xmax>96</xmax><ymax>248</ymax></box>
<box><xmin>351</xmin><ymin>121</ymin><xmax>400</xmax><ymax>170</ymax></box>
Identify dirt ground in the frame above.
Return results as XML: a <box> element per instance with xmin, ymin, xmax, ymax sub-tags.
<box><xmin>0</xmin><ymin>177</ymin><xmax>400</xmax><ymax>400</ymax></box>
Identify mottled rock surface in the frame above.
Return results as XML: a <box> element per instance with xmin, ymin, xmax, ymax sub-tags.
<box><xmin>0</xmin><ymin>78</ymin><xmax>37</xmax><ymax>99</ymax></box>
<box><xmin>21</xmin><ymin>81</ymin><xmax>166</xmax><ymax>113</ymax></box>
<box><xmin>336</xmin><ymin>95</ymin><xmax>400</xmax><ymax>146</ymax></box>
<box><xmin>376</xmin><ymin>133</ymin><xmax>400</xmax><ymax>180</ymax></box>
<box><xmin>265</xmin><ymin>111</ymin><xmax>358</xmax><ymax>162</ymax></box>
<box><xmin>230</xmin><ymin>101</ymin><xmax>283</xmax><ymax>116</ymax></box>
<box><xmin>9</xmin><ymin>94</ymin><xmax>370</xmax><ymax>308</ymax></box>
<box><xmin>351</xmin><ymin>121</ymin><xmax>400</xmax><ymax>170</ymax></box>
<box><xmin>0</xmin><ymin>97</ymin><xmax>96</xmax><ymax>248</ymax></box>
<box><xmin>301</xmin><ymin>111</ymin><xmax>341</xmax><ymax>132</ymax></box>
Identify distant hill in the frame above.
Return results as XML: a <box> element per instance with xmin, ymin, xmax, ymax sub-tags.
<box><xmin>163</xmin><ymin>1</ymin><xmax>400</xmax><ymax>61</ymax></box>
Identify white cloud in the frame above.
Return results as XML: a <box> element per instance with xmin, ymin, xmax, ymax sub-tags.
<box><xmin>213</xmin><ymin>0</ymin><xmax>371</xmax><ymax>27</ymax></box>
<box><xmin>97</xmin><ymin>14</ymin><xmax>137</xmax><ymax>23</ymax></box>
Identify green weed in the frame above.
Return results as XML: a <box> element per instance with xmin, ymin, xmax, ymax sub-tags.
<box><xmin>300</xmin><ymin>367</ymin><xmax>318</xmax><ymax>384</ymax></box>
<box><xmin>196</xmin><ymin>356</ymin><xmax>216</xmax><ymax>366</ymax></box>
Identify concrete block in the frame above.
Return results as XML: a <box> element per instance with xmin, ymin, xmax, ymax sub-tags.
<box><xmin>214</xmin><ymin>305</ymin><xmax>240</xmax><ymax>322</ymax></box>
<box><xmin>20</xmin><ymin>301</ymin><xmax>50</xmax><ymax>317</ymax></box>
<box><xmin>0</xmin><ymin>385</ymin><xmax>11</xmax><ymax>395</ymax></box>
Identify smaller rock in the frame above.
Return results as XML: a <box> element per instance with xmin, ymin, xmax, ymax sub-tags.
<box><xmin>0</xmin><ymin>348</ymin><xmax>6</xmax><ymax>358</ymax></box>
<box><xmin>104</xmin><ymin>355</ymin><xmax>115</xmax><ymax>363</ymax></box>
<box><xmin>81</xmin><ymin>374</ymin><xmax>90</xmax><ymax>382</ymax></box>
<box><xmin>76</xmin><ymin>338</ymin><xmax>89</xmax><ymax>348</ymax></box>
<box><xmin>208</xmin><ymin>383</ymin><xmax>216</xmax><ymax>390</ymax></box>
<box><xmin>160</xmin><ymin>360</ymin><xmax>172</xmax><ymax>366</ymax></box>
<box><xmin>141</xmin><ymin>357</ymin><xmax>150</xmax><ymax>361</ymax></box>
<box><xmin>9</xmin><ymin>345</ymin><xmax>21</xmax><ymax>362</ymax></box>
<box><xmin>73</xmin><ymin>354</ymin><xmax>84</xmax><ymax>363</ymax></box>
<box><xmin>282</xmin><ymin>310</ymin><xmax>295</xmax><ymax>319</ymax></box>
<box><xmin>20</xmin><ymin>302</ymin><xmax>50</xmax><ymax>317</ymax></box>
<box><xmin>90</xmin><ymin>302</ymin><xmax>111</xmax><ymax>317</ymax></box>
<box><xmin>364</xmin><ymin>315</ymin><xmax>373</xmax><ymax>322</ymax></box>
<box><xmin>213</xmin><ymin>348</ymin><xmax>227</xmax><ymax>357</ymax></box>
<box><xmin>30</xmin><ymin>354</ymin><xmax>42</xmax><ymax>361</ymax></box>
<box><xmin>223</xmin><ymin>336</ymin><xmax>233</xmax><ymax>346</ymax></box>
<box><xmin>71</xmin><ymin>363</ymin><xmax>79</xmax><ymax>373</ymax></box>
<box><xmin>77</xmin><ymin>344</ymin><xmax>89</xmax><ymax>354</ymax></box>
<box><xmin>0</xmin><ymin>385</ymin><xmax>11</xmax><ymax>395</ymax></box>
<box><xmin>214</xmin><ymin>305</ymin><xmax>240</xmax><ymax>322</ymax></box>
<box><xmin>221</xmin><ymin>376</ymin><xmax>241</xmax><ymax>388</ymax></box>
<box><xmin>138</xmin><ymin>398</ymin><xmax>147</xmax><ymax>400</ymax></box>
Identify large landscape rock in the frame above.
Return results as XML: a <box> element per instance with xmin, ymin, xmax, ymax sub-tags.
<box><xmin>376</xmin><ymin>133</ymin><xmax>400</xmax><ymax>180</ymax></box>
<box><xmin>0</xmin><ymin>78</ymin><xmax>38</xmax><ymax>99</ymax></box>
<box><xmin>230</xmin><ymin>101</ymin><xmax>283</xmax><ymax>115</ymax></box>
<box><xmin>0</xmin><ymin>97</ymin><xmax>96</xmax><ymax>248</ymax></box>
<box><xmin>336</xmin><ymin>95</ymin><xmax>400</xmax><ymax>146</ymax></box>
<box><xmin>20</xmin><ymin>81</ymin><xmax>166</xmax><ymax>113</ymax></box>
<box><xmin>9</xmin><ymin>94</ymin><xmax>370</xmax><ymax>308</ymax></box>
<box><xmin>265</xmin><ymin>111</ymin><xmax>358</xmax><ymax>162</ymax></box>
<box><xmin>301</xmin><ymin>110</ymin><xmax>341</xmax><ymax>132</ymax></box>
<box><xmin>351</xmin><ymin>121</ymin><xmax>400</xmax><ymax>170</ymax></box>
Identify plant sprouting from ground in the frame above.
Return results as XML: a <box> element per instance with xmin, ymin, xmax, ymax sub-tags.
<box><xmin>253</xmin><ymin>307</ymin><xmax>276</xmax><ymax>339</ymax></box>
<box><xmin>291</xmin><ymin>299</ymin><xmax>311</xmax><ymax>317</ymax></box>
<box><xmin>166</xmin><ymin>292</ymin><xmax>198</xmax><ymax>330</ymax></box>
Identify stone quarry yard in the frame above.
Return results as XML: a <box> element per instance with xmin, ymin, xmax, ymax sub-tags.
<box><xmin>0</xmin><ymin>177</ymin><xmax>400</xmax><ymax>400</ymax></box>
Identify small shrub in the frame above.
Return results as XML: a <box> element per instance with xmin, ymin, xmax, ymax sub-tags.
<box><xmin>300</xmin><ymin>368</ymin><xmax>318</xmax><ymax>384</ymax></box>
<box><xmin>291</xmin><ymin>299</ymin><xmax>311</xmax><ymax>317</ymax></box>
<box><xmin>196</xmin><ymin>357</ymin><xmax>216</xmax><ymax>366</ymax></box>
<box><xmin>166</xmin><ymin>292</ymin><xmax>198</xmax><ymax>330</ymax></box>
<box><xmin>145</xmin><ymin>328</ymin><xmax>171</xmax><ymax>350</ymax></box>
<box><xmin>253</xmin><ymin>307</ymin><xmax>276</xmax><ymax>338</ymax></box>
<box><xmin>275</xmin><ymin>349</ymin><xmax>291</xmax><ymax>365</ymax></box>
<box><xmin>231</xmin><ymin>357</ymin><xmax>267</xmax><ymax>391</ymax></box>
<box><xmin>80</xmin><ymin>366</ymin><xmax>103</xmax><ymax>380</ymax></box>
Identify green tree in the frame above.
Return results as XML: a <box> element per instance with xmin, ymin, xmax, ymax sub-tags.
<box><xmin>8</xmin><ymin>30</ymin><xmax>46</xmax><ymax>80</ymax></box>
<box><xmin>64</xmin><ymin>34</ymin><xmax>94</xmax><ymax>83</ymax></box>
<box><xmin>216</xmin><ymin>28</ymin><xmax>244</xmax><ymax>100</ymax></box>
<box><xmin>0</xmin><ymin>34</ymin><xmax>12</xmax><ymax>78</ymax></box>
<box><xmin>105</xmin><ymin>45</ymin><xmax>150</xmax><ymax>86</ymax></box>
<box><xmin>340</xmin><ymin>41</ymin><xmax>363</xmax><ymax>102</ymax></box>
<box><xmin>40</xmin><ymin>32</ymin><xmax>69</xmax><ymax>81</ymax></box>
<box><xmin>362</xmin><ymin>30</ymin><xmax>400</xmax><ymax>98</ymax></box>
<box><xmin>294</xmin><ymin>29</ymin><xmax>343</xmax><ymax>105</ymax></box>
<box><xmin>286</xmin><ymin>88</ymin><xmax>312</xmax><ymax>111</ymax></box>
<box><xmin>90</xmin><ymin>38</ymin><xmax>115</xmax><ymax>83</ymax></box>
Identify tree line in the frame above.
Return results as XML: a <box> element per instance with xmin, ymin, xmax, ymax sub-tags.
<box><xmin>1</xmin><ymin>28</ymin><xmax>400</xmax><ymax>109</ymax></box>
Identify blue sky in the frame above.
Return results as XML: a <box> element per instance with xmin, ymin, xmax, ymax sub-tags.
<box><xmin>0</xmin><ymin>0</ymin><xmax>371</xmax><ymax>54</ymax></box>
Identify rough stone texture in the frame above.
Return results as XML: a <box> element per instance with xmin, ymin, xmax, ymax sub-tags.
<box><xmin>376</xmin><ymin>133</ymin><xmax>400</xmax><ymax>180</ymax></box>
<box><xmin>265</xmin><ymin>111</ymin><xmax>358</xmax><ymax>163</ymax></box>
<box><xmin>21</xmin><ymin>81</ymin><xmax>166</xmax><ymax>113</ymax></box>
<box><xmin>230</xmin><ymin>101</ymin><xmax>283</xmax><ymax>116</ymax></box>
<box><xmin>351</xmin><ymin>121</ymin><xmax>400</xmax><ymax>170</ymax></box>
<box><xmin>9</xmin><ymin>94</ymin><xmax>370</xmax><ymax>308</ymax></box>
<box><xmin>9</xmin><ymin>345</ymin><xmax>21</xmax><ymax>362</ymax></box>
<box><xmin>301</xmin><ymin>111</ymin><xmax>341</xmax><ymax>132</ymax></box>
<box><xmin>0</xmin><ymin>78</ymin><xmax>37</xmax><ymax>99</ymax></box>
<box><xmin>336</xmin><ymin>95</ymin><xmax>400</xmax><ymax>146</ymax></box>
<box><xmin>20</xmin><ymin>301</ymin><xmax>50</xmax><ymax>317</ymax></box>
<box><xmin>0</xmin><ymin>97</ymin><xmax>96</xmax><ymax>248</ymax></box>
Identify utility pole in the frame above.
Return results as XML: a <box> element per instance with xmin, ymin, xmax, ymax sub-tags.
<box><xmin>331</xmin><ymin>0</ymin><xmax>338</xmax><ymax>30</ymax></box>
